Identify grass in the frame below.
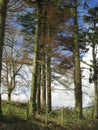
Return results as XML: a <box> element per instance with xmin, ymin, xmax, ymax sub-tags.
<box><xmin>1</xmin><ymin>100</ymin><xmax>98</xmax><ymax>130</ymax></box>
<box><xmin>2</xmin><ymin>100</ymin><xmax>27</xmax><ymax>122</ymax></box>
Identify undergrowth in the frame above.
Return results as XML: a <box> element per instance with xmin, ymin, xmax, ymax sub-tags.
<box><xmin>0</xmin><ymin>100</ymin><xmax>98</xmax><ymax>130</ymax></box>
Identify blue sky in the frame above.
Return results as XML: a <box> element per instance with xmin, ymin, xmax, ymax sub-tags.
<box><xmin>3</xmin><ymin>0</ymin><xmax>98</xmax><ymax>107</ymax></box>
<box><xmin>88</xmin><ymin>0</ymin><xmax>98</xmax><ymax>7</ymax></box>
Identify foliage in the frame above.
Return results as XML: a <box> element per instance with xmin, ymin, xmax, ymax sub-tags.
<box><xmin>0</xmin><ymin>0</ymin><xmax>98</xmax><ymax>128</ymax></box>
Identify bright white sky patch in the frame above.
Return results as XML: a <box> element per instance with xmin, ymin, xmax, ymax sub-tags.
<box><xmin>1</xmin><ymin>46</ymin><xmax>97</xmax><ymax>108</ymax></box>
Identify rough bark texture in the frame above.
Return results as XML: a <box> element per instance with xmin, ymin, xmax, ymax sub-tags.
<box><xmin>0</xmin><ymin>0</ymin><xmax>9</xmax><ymax>121</ymax></box>
<box><xmin>8</xmin><ymin>91</ymin><xmax>11</xmax><ymax>101</ymax></box>
<box><xmin>74</xmin><ymin>1</ymin><xmax>83</xmax><ymax>118</ymax></box>
<box><xmin>40</xmin><ymin>6</ymin><xmax>47</xmax><ymax>108</ymax></box>
<box><xmin>46</xmin><ymin>26</ymin><xmax>51</xmax><ymax>113</ymax></box>
<box><xmin>41</xmin><ymin>63</ymin><xmax>46</xmax><ymax>107</ymax></box>
<box><xmin>91</xmin><ymin>18</ymin><xmax>98</xmax><ymax>119</ymax></box>
<box><xmin>29</xmin><ymin>2</ymin><xmax>41</xmax><ymax>118</ymax></box>
<box><xmin>47</xmin><ymin>54</ymin><xmax>51</xmax><ymax>113</ymax></box>
<box><xmin>36</xmin><ymin>63</ymin><xmax>41</xmax><ymax>114</ymax></box>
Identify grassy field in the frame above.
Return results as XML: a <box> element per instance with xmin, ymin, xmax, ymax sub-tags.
<box><xmin>0</xmin><ymin>100</ymin><xmax>98</xmax><ymax>130</ymax></box>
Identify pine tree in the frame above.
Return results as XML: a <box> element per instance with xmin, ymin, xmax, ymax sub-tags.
<box><xmin>83</xmin><ymin>7</ymin><xmax>98</xmax><ymax>119</ymax></box>
<box><xmin>29</xmin><ymin>0</ymin><xmax>42</xmax><ymax>118</ymax></box>
<box><xmin>69</xmin><ymin>0</ymin><xmax>83</xmax><ymax>118</ymax></box>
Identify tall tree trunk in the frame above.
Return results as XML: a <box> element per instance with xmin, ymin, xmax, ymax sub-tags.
<box><xmin>92</xmin><ymin>43</ymin><xmax>98</xmax><ymax>119</ymax></box>
<box><xmin>0</xmin><ymin>0</ymin><xmax>9</xmax><ymax>121</ymax></box>
<box><xmin>91</xmin><ymin>20</ymin><xmax>98</xmax><ymax>119</ymax></box>
<box><xmin>29</xmin><ymin>2</ymin><xmax>41</xmax><ymax>118</ymax></box>
<box><xmin>41</xmin><ymin>60</ymin><xmax>46</xmax><ymax>108</ymax></box>
<box><xmin>47</xmin><ymin>54</ymin><xmax>51</xmax><ymax>113</ymax></box>
<box><xmin>41</xmin><ymin>6</ymin><xmax>47</xmax><ymax>108</ymax></box>
<box><xmin>36</xmin><ymin>63</ymin><xmax>41</xmax><ymax>114</ymax></box>
<box><xmin>73</xmin><ymin>1</ymin><xmax>83</xmax><ymax>119</ymax></box>
<box><xmin>46</xmin><ymin>26</ymin><xmax>51</xmax><ymax>113</ymax></box>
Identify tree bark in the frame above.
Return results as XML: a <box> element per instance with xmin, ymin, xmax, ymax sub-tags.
<box><xmin>92</xmin><ymin>42</ymin><xmax>98</xmax><ymax>119</ymax></box>
<box><xmin>73</xmin><ymin>1</ymin><xmax>83</xmax><ymax>118</ymax></box>
<box><xmin>40</xmin><ymin>6</ymin><xmax>47</xmax><ymax>108</ymax></box>
<box><xmin>41</xmin><ymin>62</ymin><xmax>46</xmax><ymax>107</ymax></box>
<box><xmin>29</xmin><ymin>2</ymin><xmax>41</xmax><ymax>118</ymax></box>
<box><xmin>46</xmin><ymin>26</ymin><xmax>51</xmax><ymax>113</ymax></box>
<box><xmin>8</xmin><ymin>90</ymin><xmax>11</xmax><ymax>101</ymax></box>
<box><xmin>47</xmin><ymin>53</ymin><xmax>51</xmax><ymax>113</ymax></box>
<box><xmin>0</xmin><ymin>0</ymin><xmax>9</xmax><ymax>121</ymax></box>
<box><xmin>36</xmin><ymin>63</ymin><xmax>41</xmax><ymax>114</ymax></box>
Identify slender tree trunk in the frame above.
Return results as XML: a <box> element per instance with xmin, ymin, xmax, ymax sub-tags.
<box><xmin>0</xmin><ymin>0</ymin><xmax>9</xmax><ymax>121</ymax></box>
<box><xmin>29</xmin><ymin>2</ymin><xmax>41</xmax><ymax>118</ymax></box>
<box><xmin>91</xmin><ymin>20</ymin><xmax>98</xmax><ymax>119</ymax></box>
<box><xmin>73</xmin><ymin>1</ymin><xmax>83</xmax><ymax>118</ymax></box>
<box><xmin>41</xmin><ymin>62</ymin><xmax>46</xmax><ymax>107</ymax></box>
<box><xmin>47</xmin><ymin>54</ymin><xmax>51</xmax><ymax>113</ymax></box>
<box><xmin>94</xmin><ymin>73</ymin><xmax>98</xmax><ymax>119</ymax></box>
<box><xmin>8</xmin><ymin>91</ymin><xmax>11</xmax><ymax>101</ymax></box>
<box><xmin>41</xmin><ymin>7</ymin><xmax>47</xmax><ymax>108</ymax></box>
<box><xmin>92</xmin><ymin>43</ymin><xmax>98</xmax><ymax>119</ymax></box>
<box><xmin>36</xmin><ymin>63</ymin><xmax>41</xmax><ymax>114</ymax></box>
<box><xmin>46</xmin><ymin>26</ymin><xmax>51</xmax><ymax>113</ymax></box>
